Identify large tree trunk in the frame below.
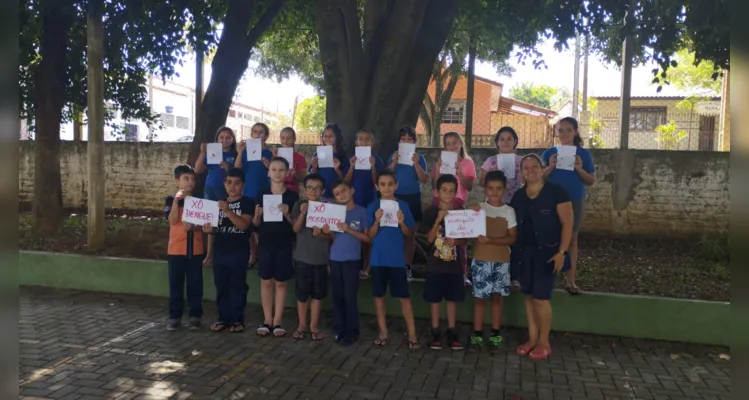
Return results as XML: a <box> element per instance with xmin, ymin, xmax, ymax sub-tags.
<box><xmin>420</xmin><ymin>55</ymin><xmax>461</xmax><ymax>148</ymax></box>
<box><xmin>187</xmin><ymin>0</ymin><xmax>287</xmax><ymax>182</ymax></box>
<box><xmin>32</xmin><ymin>3</ymin><xmax>73</xmax><ymax>236</ymax></box>
<box><xmin>315</xmin><ymin>0</ymin><xmax>460</xmax><ymax>157</ymax></box>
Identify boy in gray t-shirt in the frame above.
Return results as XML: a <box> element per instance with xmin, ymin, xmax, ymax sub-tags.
<box><xmin>291</xmin><ymin>174</ymin><xmax>332</xmax><ymax>341</ymax></box>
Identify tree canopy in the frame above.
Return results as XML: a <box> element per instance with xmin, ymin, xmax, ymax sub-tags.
<box><xmin>508</xmin><ymin>82</ymin><xmax>559</xmax><ymax>109</ymax></box>
<box><xmin>294</xmin><ymin>95</ymin><xmax>326</xmax><ymax>133</ymax></box>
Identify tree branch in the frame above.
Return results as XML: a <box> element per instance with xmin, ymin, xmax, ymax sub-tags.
<box><xmin>246</xmin><ymin>0</ymin><xmax>289</xmax><ymax>47</ymax></box>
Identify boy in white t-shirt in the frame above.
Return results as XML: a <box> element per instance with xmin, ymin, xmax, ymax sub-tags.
<box><xmin>468</xmin><ymin>170</ymin><xmax>517</xmax><ymax>351</ymax></box>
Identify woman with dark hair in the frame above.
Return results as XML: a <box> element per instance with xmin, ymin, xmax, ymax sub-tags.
<box><xmin>510</xmin><ymin>154</ymin><xmax>573</xmax><ymax>361</ymax></box>
<box><xmin>541</xmin><ymin>117</ymin><xmax>596</xmax><ymax>295</ymax></box>
<box><xmin>310</xmin><ymin>123</ymin><xmax>350</xmax><ymax>201</ymax></box>
<box><xmin>480</xmin><ymin>126</ymin><xmax>524</xmax><ymax>204</ymax></box>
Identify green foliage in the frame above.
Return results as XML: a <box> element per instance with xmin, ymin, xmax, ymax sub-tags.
<box><xmin>294</xmin><ymin>96</ymin><xmax>326</xmax><ymax>133</ymax></box>
<box><xmin>696</xmin><ymin>234</ymin><xmax>730</xmax><ymax>280</ymax></box>
<box><xmin>654</xmin><ymin>120</ymin><xmax>687</xmax><ymax>150</ymax></box>
<box><xmin>508</xmin><ymin>82</ymin><xmax>558</xmax><ymax>108</ymax></box>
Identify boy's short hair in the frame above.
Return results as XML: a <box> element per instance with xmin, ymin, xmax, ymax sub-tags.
<box><xmin>398</xmin><ymin>126</ymin><xmax>417</xmax><ymax>142</ymax></box>
<box><xmin>269</xmin><ymin>156</ymin><xmax>289</xmax><ymax>170</ymax></box>
<box><xmin>485</xmin><ymin>170</ymin><xmax>508</xmax><ymax>187</ymax></box>
<box><xmin>174</xmin><ymin>164</ymin><xmax>195</xmax><ymax>179</ymax></box>
<box><xmin>436</xmin><ymin>174</ymin><xmax>458</xmax><ymax>191</ymax></box>
<box><xmin>225</xmin><ymin>167</ymin><xmax>245</xmax><ymax>183</ymax></box>
<box><xmin>376</xmin><ymin>170</ymin><xmax>397</xmax><ymax>184</ymax></box>
<box><xmin>331</xmin><ymin>178</ymin><xmax>350</xmax><ymax>191</ymax></box>
<box><xmin>303</xmin><ymin>173</ymin><xmax>325</xmax><ymax>187</ymax></box>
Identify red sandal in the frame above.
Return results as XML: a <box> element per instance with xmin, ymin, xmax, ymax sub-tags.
<box><xmin>528</xmin><ymin>344</ymin><xmax>552</xmax><ymax>361</ymax></box>
<box><xmin>516</xmin><ymin>342</ymin><xmax>535</xmax><ymax>356</ymax></box>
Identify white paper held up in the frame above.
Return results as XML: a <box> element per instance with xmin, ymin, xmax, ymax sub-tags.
<box><xmin>206</xmin><ymin>143</ymin><xmax>223</xmax><ymax>165</ymax></box>
<box><xmin>355</xmin><ymin>146</ymin><xmax>372</xmax><ymax>170</ymax></box>
<box><xmin>263</xmin><ymin>195</ymin><xmax>283</xmax><ymax>222</ymax></box>
<box><xmin>444</xmin><ymin>210</ymin><xmax>486</xmax><ymax>239</ymax></box>
<box><xmin>277</xmin><ymin>147</ymin><xmax>294</xmax><ymax>168</ymax></box>
<box><xmin>398</xmin><ymin>143</ymin><xmax>416</xmax><ymax>166</ymax></box>
<box><xmin>379</xmin><ymin>199</ymin><xmax>400</xmax><ymax>227</ymax></box>
<box><xmin>246</xmin><ymin>139</ymin><xmax>262</xmax><ymax>161</ymax></box>
<box><xmin>557</xmin><ymin>145</ymin><xmax>577</xmax><ymax>171</ymax></box>
<box><xmin>497</xmin><ymin>154</ymin><xmax>516</xmax><ymax>177</ymax></box>
<box><xmin>182</xmin><ymin>196</ymin><xmax>220</xmax><ymax>227</ymax></box>
<box><xmin>317</xmin><ymin>145</ymin><xmax>334</xmax><ymax>168</ymax></box>
<box><xmin>439</xmin><ymin>151</ymin><xmax>458</xmax><ymax>174</ymax></box>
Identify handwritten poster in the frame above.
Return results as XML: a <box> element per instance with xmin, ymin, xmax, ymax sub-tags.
<box><xmin>306</xmin><ymin>201</ymin><xmax>347</xmax><ymax>232</ymax></box>
<box><xmin>497</xmin><ymin>154</ymin><xmax>516</xmax><ymax>177</ymax></box>
<box><xmin>444</xmin><ymin>209</ymin><xmax>486</xmax><ymax>239</ymax></box>
<box><xmin>263</xmin><ymin>194</ymin><xmax>283</xmax><ymax>222</ymax></box>
<box><xmin>206</xmin><ymin>143</ymin><xmax>223</xmax><ymax>165</ymax></box>
<box><xmin>277</xmin><ymin>147</ymin><xmax>294</xmax><ymax>168</ymax></box>
<box><xmin>439</xmin><ymin>151</ymin><xmax>458</xmax><ymax>174</ymax></box>
<box><xmin>355</xmin><ymin>146</ymin><xmax>371</xmax><ymax>170</ymax></box>
<box><xmin>557</xmin><ymin>145</ymin><xmax>576</xmax><ymax>171</ymax></box>
<box><xmin>317</xmin><ymin>145</ymin><xmax>334</xmax><ymax>168</ymax></box>
<box><xmin>246</xmin><ymin>139</ymin><xmax>262</xmax><ymax>162</ymax></box>
<box><xmin>182</xmin><ymin>196</ymin><xmax>220</xmax><ymax>227</ymax></box>
<box><xmin>380</xmin><ymin>199</ymin><xmax>400</xmax><ymax>227</ymax></box>
<box><xmin>398</xmin><ymin>143</ymin><xmax>416</xmax><ymax>166</ymax></box>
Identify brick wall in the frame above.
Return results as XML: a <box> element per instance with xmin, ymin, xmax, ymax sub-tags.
<box><xmin>18</xmin><ymin>142</ymin><xmax>729</xmax><ymax>235</ymax></box>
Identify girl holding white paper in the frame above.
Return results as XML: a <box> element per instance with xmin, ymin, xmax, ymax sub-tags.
<box><xmin>195</xmin><ymin>126</ymin><xmax>237</xmax><ymax>201</ymax></box>
<box><xmin>309</xmin><ymin>123</ymin><xmax>350</xmax><ymax>201</ymax></box>
<box><xmin>274</xmin><ymin>127</ymin><xmax>307</xmax><ymax>193</ymax></box>
<box><xmin>480</xmin><ymin>126</ymin><xmax>523</xmax><ymax>204</ymax></box>
<box><xmin>540</xmin><ymin>117</ymin><xmax>596</xmax><ymax>295</ymax></box>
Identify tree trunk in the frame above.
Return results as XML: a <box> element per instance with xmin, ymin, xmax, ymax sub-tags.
<box><xmin>315</xmin><ymin>0</ymin><xmax>460</xmax><ymax>157</ymax></box>
<box><xmin>87</xmin><ymin>0</ymin><xmax>106</xmax><ymax>251</ymax></box>
<box><xmin>32</xmin><ymin>3</ymin><xmax>73</xmax><ymax>236</ymax></box>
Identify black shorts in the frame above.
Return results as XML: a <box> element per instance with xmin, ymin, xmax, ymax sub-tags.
<box><xmin>371</xmin><ymin>267</ymin><xmax>409</xmax><ymax>298</ymax></box>
<box><xmin>423</xmin><ymin>272</ymin><xmax>465</xmax><ymax>303</ymax></box>
<box><xmin>295</xmin><ymin>261</ymin><xmax>328</xmax><ymax>302</ymax></box>
<box><xmin>257</xmin><ymin>246</ymin><xmax>294</xmax><ymax>282</ymax></box>
<box><xmin>395</xmin><ymin>193</ymin><xmax>423</xmax><ymax>222</ymax></box>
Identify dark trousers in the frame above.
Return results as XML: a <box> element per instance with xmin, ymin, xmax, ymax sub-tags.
<box><xmin>168</xmin><ymin>255</ymin><xmax>204</xmax><ymax>320</ymax></box>
<box><xmin>213</xmin><ymin>251</ymin><xmax>250</xmax><ymax>324</ymax></box>
<box><xmin>330</xmin><ymin>260</ymin><xmax>361</xmax><ymax>341</ymax></box>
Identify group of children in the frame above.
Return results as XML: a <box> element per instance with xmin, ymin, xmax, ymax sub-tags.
<box><xmin>167</xmin><ymin>120</ymin><xmax>590</xmax><ymax>351</ymax></box>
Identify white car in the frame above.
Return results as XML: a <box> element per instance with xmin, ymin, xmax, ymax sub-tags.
<box><xmin>174</xmin><ymin>135</ymin><xmax>194</xmax><ymax>142</ymax></box>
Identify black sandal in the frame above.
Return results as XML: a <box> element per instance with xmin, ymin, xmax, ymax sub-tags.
<box><xmin>408</xmin><ymin>340</ymin><xmax>421</xmax><ymax>351</ymax></box>
<box><xmin>256</xmin><ymin>323</ymin><xmax>271</xmax><ymax>336</ymax></box>
<box><xmin>373</xmin><ymin>337</ymin><xmax>388</xmax><ymax>346</ymax></box>
<box><xmin>311</xmin><ymin>331</ymin><xmax>324</xmax><ymax>341</ymax></box>
<box><xmin>230</xmin><ymin>322</ymin><xmax>245</xmax><ymax>333</ymax></box>
<box><xmin>210</xmin><ymin>322</ymin><xmax>228</xmax><ymax>332</ymax></box>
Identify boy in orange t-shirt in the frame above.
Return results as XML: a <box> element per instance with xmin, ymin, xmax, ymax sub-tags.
<box><xmin>164</xmin><ymin>165</ymin><xmax>205</xmax><ymax>331</ymax></box>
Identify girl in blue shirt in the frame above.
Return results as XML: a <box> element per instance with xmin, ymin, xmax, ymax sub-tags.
<box><xmin>541</xmin><ymin>117</ymin><xmax>596</xmax><ymax>295</ymax></box>
<box><xmin>309</xmin><ymin>123</ymin><xmax>350</xmax><ymax>201</ymax></box>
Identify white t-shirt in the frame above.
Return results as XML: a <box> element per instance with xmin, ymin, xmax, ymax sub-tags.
<box><xmin>480</xmin><ymin>202</ymin><xmax>517</xmax><ymax>229</ymax></box>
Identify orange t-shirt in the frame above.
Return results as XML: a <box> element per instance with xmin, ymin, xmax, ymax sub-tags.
<box><xmin>165</xmin><ymin>196</ymin><xmax>204</xmax><ymax>256</ymax></box>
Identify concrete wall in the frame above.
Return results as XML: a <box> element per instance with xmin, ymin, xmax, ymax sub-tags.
<box><xmin>18</xmin><ymin>141</ymin><xmax>730</xmax><ymax>235</ymax></box>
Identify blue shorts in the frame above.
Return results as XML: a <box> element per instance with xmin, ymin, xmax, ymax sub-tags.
<box><xmin>371</xmin><ymin>267</ymin><xmax>409</xmax><ymax>298</ymax></box>
<box><xmin>423</xmin><ymin>273</ymin><xmax>464</xmax><ymax>303</ymax></box>
<box><xmin>518</xmin><ymin>247</ymin><xmax>558</xmax><ymax>300</ymax></box>
<box><xmin>204</xmin><ymin>185</ymin><xmax>227</xmax><ymax>201</ymax></box>
<box><xmin>395</xmin><ymin>193</ymin><xmax>423</xmax><ymax>222</ymax></box>
<box><xmin>257</xmin><ymin>246</ymin><xmax>294</xmax><ymax>282</ymax></box>
<box><xmin>471</xmin><ymin>260</ymin><xmax>511</xmax><ymax>299</ymax></box>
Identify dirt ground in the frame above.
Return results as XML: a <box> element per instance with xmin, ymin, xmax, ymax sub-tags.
<box><xmin>20</xmin><ymin>212</ymin><xmax>729</xmax><ymax>302</ymax></box>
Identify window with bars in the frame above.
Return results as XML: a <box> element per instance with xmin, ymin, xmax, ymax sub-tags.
<box><xmin>176</xmin><ymin>116</ymin><xmax>189</xmax><ymax>130</ymax></box>
<box><xmin>160</xmin><ymin>113</ymin><xmax>175</xmax><ymax>128</ymax></box>
<box><xmin>442</xmin><ymin>100</ymin><xmax>466</xmax><ymax>124</ymax></box>
<box><xmin>629</xmin><ymin>107</ymin><xmax>667</xmax><ymax>131</ymax></box>
<box><xmin>228</xmin><ymin>110</ymin><xmax>236</xmax><ymax>118</ymax></box>
<box><xmin>124</xmin><ymin>124</ymin><xmax>139</xmax><ymax>141</ymax></box>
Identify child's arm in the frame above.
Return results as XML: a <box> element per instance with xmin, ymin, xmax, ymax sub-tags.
<box><xmin>195</xmin><ymin>144</ymin><xmax>208</xmax><ymax>174</ymax></box>
<box><xmin>344</xmin><ymin>156</ymin><xmax>356</xmax><ymax>184</ymax></box>
<box><xmin>426</xmin><ymin>210</ymin><xmax>446</xmax><ymax>244</ymax></box>
<box><xmin>486</xmin><ymin>227</ymin><xmax>517</xmax><ymax>246</ymax></box>
<box><xmin>397</xmin><ymin>210</ymin><xmax>412</xmax><ymax>237</ymax></box>
<box><xmin>168</xmin><ymin>197</ymin><xmax>181</xmax><ymax>226</ymax></box>
<box><xmin>234</xmin><ymin>141</ymin><xmax>245</xmax><ymax>169</ymax></box>
<box><xmin>292</xmin><ymin>202</ymin><xmax>307</xmax><ymax>233</ymax></box>
<box><xmin>368</xmin><ymin>209</ymin><xmax>383</xmax><ymax>239</ymax></box>
<box><xmin>337</xmin><ymin>221</ymin><xmax>370</xmax><ymax>243</ymax></box>
<box><xmin>414</xmin><ymin>155</ymin><xmax>429</xmax><ymax>183</ymax></box>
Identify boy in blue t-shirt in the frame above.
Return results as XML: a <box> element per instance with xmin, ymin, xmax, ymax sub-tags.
<box><xmin>367</xmin><ymin>171</ymin><xmax>421</xmax><ymax>350</ymax></box>
<box><xmin>329</xmin><ymin>179</ymin><xmax>370</xmax><ymax>346</ymax></box>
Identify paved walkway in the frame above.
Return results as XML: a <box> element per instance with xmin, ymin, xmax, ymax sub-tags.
<box><xmin>20</xmin><ymin>287</ymin><xmax>730</xmax><ymax>400</ymax></box>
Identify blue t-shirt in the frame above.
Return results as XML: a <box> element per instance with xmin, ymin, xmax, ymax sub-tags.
<box><xmin>310</xmin><ymin>152</ymin><xmax>350</xmax><ymax>198</ymax></box>
<box><xmin>367</xmin><ymin>198</ymin><xmax>415</xmax><ymax>268</ymax></box>
<box><xmin>330</xmin><ymin>205</ymin><xmax>369</xmax><ymax>262</ymax></box>
<box><xmin>352</xmin><ymin>156</ymin><xmax>385</xmax><ymax>207</ymax></box>
<box><xmin>241</xmin><ymin>148</ymin><xmax>273</xmax><ymax>200</ymax></box>
<box><xmin>205</xmin><ymin>151</ymin><xmax>236</xmax><ymax>188</ymax></box>
<box><xmin>386</xmin><ymin>153</ymin><xmax>427</xmax><ymax>195</ymax></box>
<box><xmin>541</xmin><ymin>146</ymin><xmax>595</xmax><ymax>202</ymax></box>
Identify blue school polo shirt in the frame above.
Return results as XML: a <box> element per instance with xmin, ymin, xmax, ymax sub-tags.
<box><xmin>205</xmin><ymin>151</ymin><xmax>236</xmax><ymax>188</ymax></box>
<box><xmin>352</xmin><ymin>156</ymin><xmax>384</xmax><ymax>207</ymax></box>
<box><xmin>241</xmin><ymin>148</ymin><xmax>273</xmax><ymax>200</ymax></box>
<box><xmin>330</xmin><ymin>205</ymin><xmax>369</xmax><ymax>262</ymax></box>
<box><xmin>367</xmin><ymin>198</ymin><xmax>415</xmax><ymax>268</ymax></box>
<box><xmin>540</xmin><ymin>146</ymin><xmax>595</xmax><ymax>202</ymax></box>
<box><xmin>386</xmin><ymin>153</ymin><xmax>427</xmax><ymax>195</ymax></box>
<box><xmin>310</xmin><ymin>152</ymin><xmax>350</xmax><ymax>198</ymax></box>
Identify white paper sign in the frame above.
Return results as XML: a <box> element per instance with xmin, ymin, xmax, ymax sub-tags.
<box><xmin>398</xmin><ymin>143</ymin><xmax>416</xmax><ymax>166</ymax></box>
<box><xmin>277</xmin><ymin>147</ymin><xmax>294</xmax><ymax>168</ymax></box>
<box><xmin>206</xmin><ymin>143</ymin><xmax>223</xmax><ymax>165</ymax></box>
<box><xmin>557</xmin><ymin>145</ymin><xmax>577</xmax><ymax>171</ymax></box>
<box><xmin>181</xmin><ymin>196</ymin><xmax>220</xmax><ymax>227</ymax></box>
<box><xmin>263</xmin><ymin>195</ymin><xmax>283</xmax><ymax>222</ymax></box>
<box><xmin>439</xmin><ymin>151</ymin><xmax>458</xmax><ymax>174</ymax></box>
<box><xmin>497</xmin><ymin>154</ymin><xmax>516</xmax><ymax>177</ymax></box>
<box><xmin>379</xmin><ymin>199</ymin><xmax>400</xmax><ymax>228</ymax></box>
<box><xmin>317</xmin><ymin>145</ymin><xmax>334</xmax><ymax>168</ymax></box>
<box><xmin>355</xmin><ymin>146</ymin><xmax>372</xmax><ymax>170</ymax></box>
<box><xmin>306</xmin><ymin>201</ymin><xmax>347</xmax><ymax>232</ymax></box>
<box><xmin>246</xmin><ymin>139</ymin><xmax>262</xmax><ymax>161</ymax></box>
<box><xmin>444</xmin><ymin>210</ymin><xmax>486</xmax><ymax>239</ymax></box>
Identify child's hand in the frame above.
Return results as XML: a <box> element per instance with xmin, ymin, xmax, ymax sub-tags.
<box><xmin>218</xmin><ymin>200</ymin><xmax>229</xmax><ymax>212</ymax></box>
<box><xmin>200</xmin><ymin>143</ymin><xmax>207</xmax><ymax>153</ymax></box>
<box><xmin>336</xmin><ymin>221</ymin><xmax>348</xmax><ymax>232</ymax></box>
<box><xmin>445</xmin><ymin>238</ymin><xmax>456</xmax><ymax>246</ymax></box>
<box><xmin>313</xmin><ymin>226</ymin><xmax>323</xmax><ymax>236</ymax></box>
<box><xmin>391</xmin><ymin>151</ymin><xmax>399</xmax><ymax>164</ymax></box>
<box><xmin>277</xmin><ymin>204</ymin><xmax>289</xmax><ymax>216</ymax></box>
<box><xmin>322</xmin><ymin>224</ymin><xmax>331</xmax><ymax>234</ymax></box>
<box><xmin>349</xmin><ymin>155</ymin><xmax>357</xmax><ymax>166</ymax></box>
<box><xmin>220</xmin><ymin>161</ymin><xmax>230</xmax><ymax>170</ymax></box>
<box><xmin>469</xmin><ymin>203</ymin><xmax>481</xmax><ymax>212</ymax></box>
<box><xmin>261</xmin><ymin>157</ymin><xmax>270</xmax><ymax>168</ymax></box>
<box><xmin>369</xmin><ymin>156</ymin><xmax>376</xmax><ymax>170</ymax></box>
<box><xmin>174</xmin><ymin>190</ymin><xmax>185</xmax><ymax>201</ymax></box>
<box><xmin>202</xmin><ymin>223</ymin><xmax>212</xmax><ymax>233</ymax></box>
<box><xmin>549</xmin><ymin>154</ymin><xmax>557</xmax><ymax>169</ymax></box>
<box><xmin>437</xmin><ymin>209</ymin><xmax>448</xmax><ymax>221</ymax></box>
<box><xmin>254</xmin><ymin>204</ymin><xmax>263</xmax><ymax>218</ymax></box>
<box><xmin>310</xmin><ymin>157</ymin><xmax>319</xmax><ymax>171</ymax></box>
<box><xmin>477</xmin><ymin>235</ymin><xmax>489</xmax><ymax>244</ymax></box>
<box><xmin>237</xmin><ymin>140</ymin><xmax>246</xmax><ymax>152</ymax></box>
<box><xmin>333</xmin><ymin>158</ymin><xmax>340</xmax><ymax>171</ymax></box>
<box><xmin>411</xmin><ymin>153</ymin><xmax>419</xmax><ymax>166</ymax></box>
<box><xmin>397</xmin><ymin>210</ymin><xmax>405</xmax><ymax>223</ymax></box>
<box><xmin>272</xmin><ymin>147</ymin><xmax>278</xmax><ymax>157</ymax></box>
<box><xmin>300</xmin><ymin>202</ymin><xmax>308</xmax><ymax>215</ymax></box>
<box><xmin>574</xmin><ymin>155</ymin><xmax>583</xmax><ymax>170</ymax></box>
<box><xmin>183</xmin><ymin>222</ymin><xmax>193</xmax><ymax>232</ymax></box>
<box><xmin>375</xmin><ymin>208</ymin><xmax>384</xmax><ymax>220</ymax></box>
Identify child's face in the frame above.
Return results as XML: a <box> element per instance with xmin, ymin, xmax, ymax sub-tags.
<box><xmin>304</xmin><ymin>179</ymin><xmax>324</xmax><ymax>201</ymax></box>
<box><xmin>444</xmin><ymin>135</ymin><xmax>461</xmax><ymax>153</ymax></box>
<box><xmin>332</xmin><ymin>184</ymin><xmax>354</xmax><ymax>205</ymax></box>
<box><xmin>217</xmin><ymin>130</ymin><xmax>234</xmax><ymax>150</ymax></box>
<box><xmin>497</xmin><ymin>131</ymin><xmax>516</xmax><ymax>153</ymax></box>
<box><xmin>268</xmin><ymin>160</ymin><xmax>289</xmax><ymax>183</ymax></box>
<box><xmin>251</xmin><ymin>126</ymin><xmax>267</xmax><ymax>142</ymax></box>
<box><xmin>399</xmin><ymin>133</ymin><xmax>415</xmax><ymax>144</ymax></box>
<box><xmin>279</xmin><ymin>130</ymin><xmax>295</xmax><ymax>148</ymax></box>
<box><xmin>437</xmin><ymin>182</ymin><xmax>457</xmax><ymax>205</ymax></box>
<box><xmin>322</xmin><ymin>129</ymin><xmax>336</xmax><ymax>147</ymax></box>
<box><xmin>224</xmin><ymin>176</ymin><xmax>244</xmax><ymax>197</ymax></box>
<box><xmin>556</xmin><ymin>122</ymin><xmax>576</xmax><ymax>145</ymax></box>
<box><xmin>376</xmin><ymin>175</ymin><xmax>398</xmax><ymax>198</ymax></box>
<box><xmin>356</xmin><ymin>132</ymin><xmax>373</xmax><ymax>147</ymax></box>
<box><xmin>485</xmin><ymin>180</ymin><xmax>506</xmax><ymax>203</ymax></box>
<box><xmin>176</xmin><ymin>173</ymin><xmax>196</xmax><ymax>192</ymax></box>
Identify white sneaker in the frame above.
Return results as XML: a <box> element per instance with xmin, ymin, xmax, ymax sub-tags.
<box><xmin>463</xmin><ymin>275</ymin><xmax>472</xmax><ymax>286</ymax></box>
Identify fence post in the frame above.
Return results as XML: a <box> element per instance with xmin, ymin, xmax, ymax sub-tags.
<box><xmin>464</xmin><ymin>35</ymin><xmax>476</xmax><ymax>149</ymax></box>
<box><xmin>580</xmin><ymin>110</ymin><xmax>591</xmax><ymax>146</ymax></box>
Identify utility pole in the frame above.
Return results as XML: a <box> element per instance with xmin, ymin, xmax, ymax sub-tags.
<box><xmin>618</xmin><ymin>0</ymin><xmax>636</xmax><ymax>149</ymax></box>
<box><xmin>572</xmin><ymin>30</ymin><xmax>581</xmax><ymax>119</ymax></box>
<box><xmin>195</xmin><ymin>48</ymin><xmax>204</xmax><ymax>138</ymax></box>
<box><xmin>582</xmin><ymin>36</ymin><xmax>589</xmax><ymax>111</ymax></box>
<box><xmin>86</xmin><ymin>0</ymin><xmax>105</xmax><ymax>251</ymax></box>
<box><xmin>464</xmin><ymin>34</ymin><xmax>477</xmax><ymax>149</ymax></box>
